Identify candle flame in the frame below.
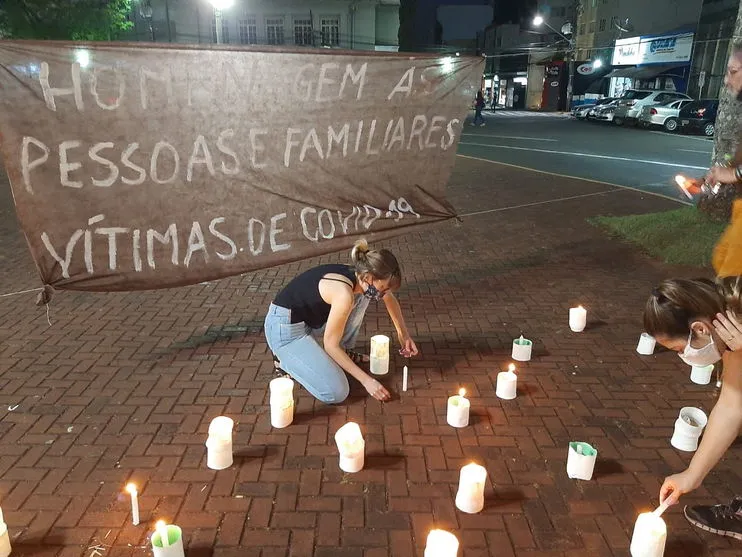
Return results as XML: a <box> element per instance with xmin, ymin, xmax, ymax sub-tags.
<box><xmin>508</xmin><ymin>363</ymin><xmax>516</xmax><ymax>373</ymax></box>
<box><xmin>155</xmin><ymin>520</ymin><xmax>166</xmax><ymax>529</ymax></box>
<box><xmin>458</xmin><ymin>388</ymin><xmax>466</xmax><ymax>397</ymax></box>
<box><xmin>125</xmin><ymin>483</ymin><xmax>137</xmax><ymax>494</ymax></box>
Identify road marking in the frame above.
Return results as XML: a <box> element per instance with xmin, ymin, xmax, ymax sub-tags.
<box><xmin>457</xmin><ymin>189</ymin><xmax>621</xmax><ymax>218</ymax></box>
<box><xmin>461</xmin><ymin>133</ymin><xmax>557</xmax><ymax>142</ymax></box>
<box><xmin>650</xmin><ymin>130</ymin><xmax>712</xmax><ymax>143</ymax></box>
<box><xmin>679</xmin><ymin>148</ymin><xmax>712</xmax><ymax>154</ymax></box>
<box><xmin>458</xmin><ymin>142</ymin><xmax>707</xmax><ymax>170</ymax></box>
<box><xmin>456</xmin><ymin>154</ymin><xmax>691</xmax><ymax>206</ymax></box>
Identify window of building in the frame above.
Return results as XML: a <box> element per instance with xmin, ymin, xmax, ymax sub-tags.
<box><xmin>239</xmin><ymin>15</ymin><xmax>257</xmax><ymax>44</ymax></box>
<box><xmin>211</xmin><ymin>10</ymin><xmax>229</xmax><ymax>43</ymax></box>
<box><xmin>321</xmin><ymin>17</ymin><xmax>340</xmax><ymax>46</ymax></box>
<box><xmin>588</xmin><ymin>20</ymin><xmax>595</xmax><ymax>33</ymax></box>
<box><xmin>496</xmin><ymin>36</ymin><xmax>502</xmax><ymax>47</ymax></box>
<box><xmin>579</xmin><ymin>23</ymin><xmax>585</xmax><ymax>35</ymax></box>
<box><xmin>266</xmin><ymin>17</ymin><xmax>285</xmax><ymax>45</ymax></box>
<box><xmin>294</xmin><ymin>18</ymin><xmax>312</xmax><ymax>46</ymax></box>
<box><xmin>599</xmin><ymin>18</ymin><xmax>606</xmax><ymax>31</ymax></box>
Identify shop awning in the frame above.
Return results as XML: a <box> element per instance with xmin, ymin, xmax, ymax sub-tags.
<box><xmin>604</xmin><ymin>63</ymin><xmax>687</xmax><ymax>79</ymax></box>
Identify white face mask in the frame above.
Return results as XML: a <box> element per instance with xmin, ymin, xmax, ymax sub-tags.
<box><xmin>678</xmin><ymin>330</ymin><xmax>722</xmax><ymax>367</ymax></box>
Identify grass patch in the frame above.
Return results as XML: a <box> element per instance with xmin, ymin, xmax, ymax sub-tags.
<box><xmin>589</xmin><ymin>206</ymin><xmax>726</xmax><ymax>267</ymax></box>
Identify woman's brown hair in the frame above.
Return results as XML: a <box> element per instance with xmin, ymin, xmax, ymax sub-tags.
<box><xmin>350</xmin><ymin>239</ymin><xmax>401</xmax><ymax>289</ymax></box>
<box><xmin>643</xmin><ymin>276</ymin><xmax>742</xmax><ymax>337</ymax></box>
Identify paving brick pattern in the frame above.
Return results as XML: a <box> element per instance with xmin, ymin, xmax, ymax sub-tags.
<box><xmin>1</xmin><ymin>156</ymin><xmax>741</xmax><ymax>557</ymax></box>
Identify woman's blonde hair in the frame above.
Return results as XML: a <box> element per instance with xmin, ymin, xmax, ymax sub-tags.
<box><xmin>643</xmin><ymin>276</ymin><xmax>742</xmax><ymax>337</ymax></box>
<box><xmin>350</xmin><ymin>239</ymin><xmax>401</xmax><ymax>289</ymax></box>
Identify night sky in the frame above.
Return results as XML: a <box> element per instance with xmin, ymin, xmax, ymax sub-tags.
<box><xmin>414</xmin><ymin>0</ymin><xmax>536</xmax><ymax>47</ymax></box>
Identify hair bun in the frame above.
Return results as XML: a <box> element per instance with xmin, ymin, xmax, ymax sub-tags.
<box><xmin>351</xmin><ymin>238</ymin><xmax>369</xmax><ymax>262</ymax></box>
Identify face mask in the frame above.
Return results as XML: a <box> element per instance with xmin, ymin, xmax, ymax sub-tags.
<box><xmin>678</xmin><ymin>331</ymin><xmax>722</xmax><ymax>367</ymax></box>
<box><xmin>363</xmin><ymin>282</ymin><xmax>385</xmax><ymax>302</ymax></box>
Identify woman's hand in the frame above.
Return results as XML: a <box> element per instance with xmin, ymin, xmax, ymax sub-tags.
<box><xmin>363</xmin><ymin>376</ymin><xmax>391</xmax><ymax>401</ymax></box>
<box><xmin>660</xmin><ymin>470</ymin><xmax>701</xmax><ymax>506</ymax></box>
<box><xmin>705</xmin><ymin>165</ymin><xmax>738</xmax><ymax>185</ymax></box>
<box><xmin>713</xmin><ymin>311</ymin><xmax>742</xmax><ymax>351</ymax></box>
<box><xmin>398</xmin><ymin>335</ymin><xmax>419</xmax><ymax>358</ymax></box>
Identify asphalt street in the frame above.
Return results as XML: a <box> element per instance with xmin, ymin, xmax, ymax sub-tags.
<box><xmin>457</xmin><ymin>110</ymin><xmax>714</xmax><ymax>204</ymax></box>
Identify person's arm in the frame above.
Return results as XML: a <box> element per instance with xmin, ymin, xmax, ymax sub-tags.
<box><xmin>383</xmin><ymin>292</ymin><xmax>419</xmax><ymax>356</ymax></box>
<box><xmin>660</xmin><ymin>350</ymin><xmax>742</xmax><ymax>504</ymax></box>
<box><xmin>321</xmin><ymin>282</ymin><xmax>390</xmax><ymax>401</ymax></box>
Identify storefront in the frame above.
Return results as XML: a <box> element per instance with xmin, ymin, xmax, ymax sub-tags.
<box><xmin>606</xmin><ymin>32</ymin><xmax>693</xmax><ymax>96</ymax></box>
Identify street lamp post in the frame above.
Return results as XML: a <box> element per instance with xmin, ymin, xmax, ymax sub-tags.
<box><xmin>533</xmin><ymin>15</ymin><xmax>575</xmax><ymax>110</ymax></box>
<box><xmin>208</xmin><ymin>0</ymin><xmax>234</xmax><ymax>44</ymax></box>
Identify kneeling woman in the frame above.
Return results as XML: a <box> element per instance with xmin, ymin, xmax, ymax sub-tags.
<box><xmin>644</xmin><ymin>277</ymin><xmax>742</xmax><ymax>538</ymax></box>
<box><xmin>264</xmin><ymin>239</ymin><xmax>418</xmax><ymax>403</ymax></box>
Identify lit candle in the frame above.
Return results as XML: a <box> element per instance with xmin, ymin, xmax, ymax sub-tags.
<box><xmin>125</xmin><ymin>482</ymin><xmax>140</xmax><ymax>526</ymax></box>
<box><xmin>402</xmin><ymin>365</ymin><xmax>409</xmax><ymax>392</ymax></box>
<box><xmin>446</xmin><ymin>388</ymin><xmax>470</xmax><ymax>428</ymax></box>
<box><xmin>0</xmin><ymin>507</ymin><xmax>11</xmax><ymax>557</ymax></box>
<box><xmin>424</xmin><ymin>529</ymin><xmax>459</xmax><ymax>557</ymax></box>
<box><xmin>496</xmin><ymin>364</ymin><xmax>518</xmax><ymax>400</ymax></box>
<box><xmin>269</xmin><ymin>377</ymin><xmax>295</xmax><ymax>428</ymax></box>
<box><xmin>629</xmin><ymin>512</ymin><xmax>667</xmax><ymax>557</ymax></box>
<box><xmin>370</xmin><ymin>334</ymin><xmax>390</xmax><ymax>375</ymax></box>
<box><xmin>511</xmin><ymin>334</ymin><xmax>533</xmax><ymax>362</ymax></box>
<box><xmin>151</xmin><ymin>520</ymin><xmax>185</xmax><ymax>557</ymax></box>
<box><xmin>335</xmin><ymin>422</ymin><xmax>365</xmax><ymax>473</ymax></box>
<box><xmin>569</xmin><ymin>305</ymin><xmax>587</xmax><ymax>332</ymax></box>
<box><xmin>205</xmin><ymin>416</ymin><xmax>234</xmax><ymax>470</ymax></box>
<box><xmin>455</xmin><ymin>462</ymin><xmax>487</xmax><ymax>514</ymax></box>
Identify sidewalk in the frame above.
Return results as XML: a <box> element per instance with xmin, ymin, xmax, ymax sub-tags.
<box><xmin>1</xmin><ymin>155</ymin><xmax>740</xmax><ymax>557</ymax></box>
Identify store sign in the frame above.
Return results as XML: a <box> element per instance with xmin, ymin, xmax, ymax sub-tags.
<box><xmin>611</xmin><ymin>33</ymin><xmax>693</xmax><ymax>65</ymax></box>
<box><xmin>576</xmin><ymin>63</ymin><xmax>596</xmax><ymax>75</ymax></box>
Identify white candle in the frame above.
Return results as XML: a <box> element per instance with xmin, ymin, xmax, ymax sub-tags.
<box><xmin>455</xmin><ymin>462</ymin><xmax>487</xmax><ymax>514</ymax></box>
<box><xmin>370</xmin><ymin>334</ymin><xmax>390</xmax><ymax>375</ymax></box>
<box><xmin>690</xmin><ymin>364</ymin><xmax>714</xmax><ymax>385</ymax></box>
<box><xmin>511</xmin><ymin>335</ymin><xmax>533</xmax><ymax>361</ymax></box>
<box><xmin>0</xmin><ymin>507</ymin><xmax>11</xmax><ymax>557</ymax></box>
<box><xmin>670</xmin><ymin>407</ymin><xmax>708</xmax><ymax>452</ymax></box>
<box><xmin>424</xmin><ymin>529</ymin><xmax>459</xmax><ymax>557</ymax></box>
<box><xmin>206</xmin><ymin>416</ymin><xmax>234</xmax><ymax>470</ymax></box>
<box><xmin>402</xmin><ymin>365</ymin><xmax>408</xmax><ymax>392</ymax></box>
<box><xmin>496</xmin><ymin>364</ymin><xmax>518</xmax><ymax>400</ymax></box>
<box><xmin>630</xmin><ymin>512</ymin><xmax>667</xmax><ymax>557</ymax></box>
<box><xmin>636</xmin><ymin>332</ymin><xmax>656</xmax><ymax>355</ymax></box>
<box><xmin>269</xmin><ymin>377</ymin><xmax>295</xmax><ymax>428</ymax></box>
<box><xmin>125</xmin><ymin>483</ymin><xmax>140</xmax><ymax>526</ymax></box>
<box><xmin>335</xmin><ymin>422</ymin><xmax>365</xmax><ymax>473</ymax></box>
<box><xmin>151</xmin><ymin>521</ymin><xmax>185</xmax><ymax>557</ymax></box>
<box><xmin>446</xmin><ymin>388</ymin><xmax>470</xmax><ymax>428</ymax></box>
<box><xmin>569</xmin><ymin>305</ymin><xmax>587</xmax><ymax>332</ymax></box>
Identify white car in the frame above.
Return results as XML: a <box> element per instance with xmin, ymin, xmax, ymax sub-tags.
<box><xmin>638</xmin><ymin>98</ymin><xmax>694</xmax><ymax>132</ymax></box>
<box><xmin>589</xmin><ymin>99</ymin><xmax>619</xmax><ymax>122</ymax></box>
<box><xmin>613</xmin><ymin>90</ymin><xmax>691</xmax><ymax>126</ymax></box>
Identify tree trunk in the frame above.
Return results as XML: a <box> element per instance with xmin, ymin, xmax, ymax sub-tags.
<box><xmin>697</xmin><ymin>0</ymin><xmax>742</xmax><ymax>222</ymax></box>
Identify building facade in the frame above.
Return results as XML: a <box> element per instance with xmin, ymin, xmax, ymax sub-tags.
<box><xmin>687</xmin><ymin>0</ymin><xmax>738</xmax><ymax>100</ymax></box>
<box><xmin>575</xmin><ymin>0</ymin><xmax>703</xmax><ymax>63</ymax></box>
<box><xmin>127</xmin><ymin>0</ymin><xmax>400</xmax><ymax>51</ymax></box>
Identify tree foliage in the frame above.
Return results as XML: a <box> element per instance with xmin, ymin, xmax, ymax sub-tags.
<box><xmin>0</xmin><ymin>0</ymin><xmax>133</xmax><ymax>41</ymax></box>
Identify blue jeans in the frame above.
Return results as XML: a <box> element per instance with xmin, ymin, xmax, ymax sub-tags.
<box><xmin>264</xmin><ymin>296</ymin><xmax>370</xmax><ymax>404</ymax></box>
<box><xmin>473</xmin><ymin>106</ymin><xmax>484</xmax><ymax>125</ymax></box>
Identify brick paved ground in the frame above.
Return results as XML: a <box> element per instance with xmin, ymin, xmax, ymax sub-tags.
<box><xmin>1</xmin><ymin>155</ymin><xmax>741</xmax><ymax>557</ymax></box>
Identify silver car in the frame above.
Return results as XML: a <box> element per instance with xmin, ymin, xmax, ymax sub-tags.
<box><xmin>589</xmin><ymin>99</ymin><xmax>619</xmax><ymax>122</ymax></box>
<box><xmin>613</xmin><ymin>90</ymin><xmax>692</xmax><ymax>126</ymax></box>
<box><xmin>638</xmin><ymin>98</ymin><xmax>694</xmax><ymax>132</ymax></box>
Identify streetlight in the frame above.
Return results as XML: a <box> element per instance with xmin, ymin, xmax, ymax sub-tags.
<box><xmin>533</xmin><ymin>13</ymin><xmax>575</xmax><ymax>110</ymax></box>
<box><xmin>208</xmin><ymin>0</ymin><xmax>234</xmax><ymax>44</ymax></box>
<box><xmin>593</xmin><ymin>59</ymin><xmax>603</xmax><ymax>69</ymax></box>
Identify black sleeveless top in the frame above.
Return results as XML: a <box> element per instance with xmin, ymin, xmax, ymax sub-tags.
<box><xmin>273</xmin><ymin>264</ymin><xmax>357</xmax><ymax>328</ymax></box>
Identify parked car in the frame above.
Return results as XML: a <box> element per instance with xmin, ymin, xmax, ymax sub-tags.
<box><xmin>572</xmin><ymin>98</ymin><xmax>616</xmax><ymax>120</ymax></box>
<box><xmin>678</xmin><ymin>99</ymin><xmax>719</xmax><ymax>137</ymax></box>
<box><xmin>613</xmin><ymin>89</ymin><xmax>692</xmax><ymax>126</ymax></box>
<box><xmin>638</xmin><ymin>98</ymin><xmax>693</xmax><ymax>132</ymax></box>
<box><xmin>588</xmin><ymin>99</ymin><xmax>620</xmax><ymax>122</ymax></box>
